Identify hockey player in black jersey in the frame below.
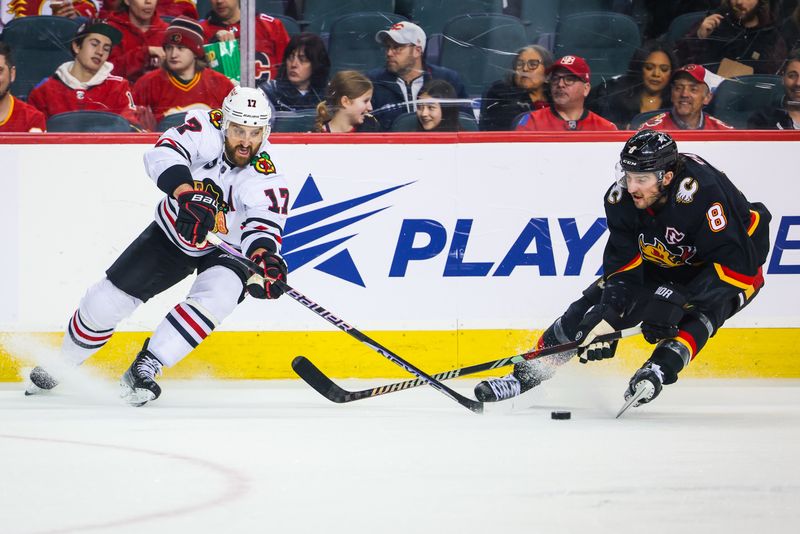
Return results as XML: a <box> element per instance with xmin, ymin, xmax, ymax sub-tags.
<box><xmin>475</xmin><ymin>129</ymin><xmax>771</xmax><ymax>410</ymax></box>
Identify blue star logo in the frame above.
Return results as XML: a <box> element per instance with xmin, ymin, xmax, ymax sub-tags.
<box><xmin>281</xmin><ymin>175</ymin><xmax>413</xmax><ymax>287</ymax></box>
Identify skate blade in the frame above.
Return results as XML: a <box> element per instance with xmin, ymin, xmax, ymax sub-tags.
<box><xmin>616</xmin><ymin>381</ymin><xmax>654</xmax><ymax>419</ymax></box>
<box><xmin>120</xmin><ymin>384</ymin><xmax>156</xmax><ymax>407</ymax></box>
<box><xmin>24</xmin><ymin>383</ymin><xmax>45</xmax><ymax>396</ymax></box>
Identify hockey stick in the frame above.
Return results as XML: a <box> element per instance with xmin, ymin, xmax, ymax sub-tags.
<box><xmin>291</xmin><ymin>326</ymin><xmax>642</xmax><ymax>404</ymax></box>
<box><xmin>203</xmin><ymin>233</ymin><xmax>483</xmax><ymax>414</ymax></box>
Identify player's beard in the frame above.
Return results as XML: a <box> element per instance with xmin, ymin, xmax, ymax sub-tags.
<box><xmin>224</xmin><ymin>138</ymin><xmax>258</xmax><ymax>167</ymax></box>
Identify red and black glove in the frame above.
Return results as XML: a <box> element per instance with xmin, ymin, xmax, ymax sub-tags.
<box><xmin>641</xmin><ymin>284</ymin><xmax>686</xmax><ymax>344</ymax></box>
<box><xmin>175</xmin><ymin>190</ymin><xmax>218</xmax><ymax>246</ymax></box>
<box><xmin>247</xmin><ymin>252</ymin><xmax>288</xmax><ymax>299</ymax></box>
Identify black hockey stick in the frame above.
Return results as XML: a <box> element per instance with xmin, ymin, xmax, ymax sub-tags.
<box><xmin>203</xmin><ymin>233</ymin><xmax>483</xmax><ymax>414</ymax></box>
<box><xmin>291</xmin><ymin>326</ymin><xmax>642</xmax><ymax>404</ymax></box>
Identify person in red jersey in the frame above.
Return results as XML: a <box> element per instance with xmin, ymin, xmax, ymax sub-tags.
<box><xmin>157</xmin><ymin>0</ymin><xmax>198</xmax><ymax>19</ymax></box>
<box><xmin>515</xmin><ymin>55</ymin><xmax>617</xmax><ymax>132</ymax></box>
<box><xmin>133</xmin><ymin>16</ymin><xmax>234</xmax><ymax>126</ymax></box>
<box><xmin>641</xmin><ymin>64</ymin><xmax>734</xmax><ymax>131</ymax></box>
<box><xmin>107</xmin><ymin>0</ymin><xmax>170</xmax><ymax>83</ymax></box>
<box><xmin>27</xmin><ymin>18</ymin><xmax>138</xmax><ymax>126</ymax></box>
<box><xmin>0</xmin><ymin>43</ymin><xmax>46</xmax><ymax>132</ymax></box>
<box><xmin>201</xmin><ymin>0</ymin><xmax>290</xmax><ymax>84</ymax></box>
<box><xmin>0</xmin><ymin>0</ymin><xmax>100</xmax><ymax>32</ymax></box>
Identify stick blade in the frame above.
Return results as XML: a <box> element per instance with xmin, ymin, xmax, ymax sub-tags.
<box><xmin>291</xmin><ymin>356</ymin><xmax>352</xmax><ymax>403</ymax></box>
<box><xmin>615</xmin><ymin>383</ymin><xmax>650</xmax><ymax>418</ymax></box>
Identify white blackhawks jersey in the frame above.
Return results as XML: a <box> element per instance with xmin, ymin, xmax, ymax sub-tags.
<box><xmin>143</xmin><ymin>108</ymin><xmax>289</xmax><ymax>258</ymax></box>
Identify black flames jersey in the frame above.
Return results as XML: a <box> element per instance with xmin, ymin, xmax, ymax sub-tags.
<box><xmin>602</xmin><ymin>153</ymin><xmax>771</xmax><ymax>316</ymax></box>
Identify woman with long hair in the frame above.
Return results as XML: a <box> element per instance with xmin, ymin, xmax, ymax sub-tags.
<box><xmin>479</xmin><ymin>44</ymin><xmax>553</xmax><ymax>131</ymax></box>
<box><xmin>314</xmin><ymin>70</ymin><xmax>378</xmax><ymax>132</ymax></box>
<box><xmin>589</xmin><ymin>40</ymin><xmax>677</xmax><ymax>129</ymax></box>
<box><xmin>260</xmin><ymin>32</ymin><xmax>331</xmax><ymax>112</ymax></box>
<box><xmin>416</xmin><ymin>79</ymin><xmax>460</xmax><ymax>131</ymax></box>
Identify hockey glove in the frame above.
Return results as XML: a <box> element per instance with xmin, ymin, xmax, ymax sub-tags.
<box><xmin>175</xmin><ymin>190</ymin><xmax>218</xmax><ymax>246</ymax></box>
<box><xmin>246</xmin><ymin>252</ymin><xmax>288</xmax><ymax>300</ymax></box>
<box><xmin>641</xmin><ymin>284</ymin><xmax>686</xmax><ymax>344</ymax></box>
<box><xmin>574</xmin><ymin>304</ymin><xmax>620</xmax><ymax>363</ymax></box>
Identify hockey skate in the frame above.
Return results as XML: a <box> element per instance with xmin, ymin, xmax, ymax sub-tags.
<box><xmin>616</xmin><ymin>362</ymin><xmax>665</xmax><ymax>417</ymax></box>
<box><xmin>24</xmin><ymin>366</ymin><xmax>59</xmax><ymax>396</ymax></box>
<box><xmin>474</xmin><ymin>361</ymin><xmax>544</xmax><ymax>402</ymax></box>
<box><xmin>120</xmin><ymin>339</ymin><xmax>163</xmax><ymax>407</ymax></box>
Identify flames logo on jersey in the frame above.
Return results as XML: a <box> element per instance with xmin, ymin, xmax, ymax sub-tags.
<box><xmin>252</xmin><ymin>151</ymin><xmax>277</xmax><ymax>175</ymax></box>
<box><xmin>638</xmin><ymin>234</ymin><xmax>697</xmax><ymax>268</ymax></box>
<box><xmin>208</xmin><ymin>109</ymin><xmax>223</xmax><ymax>130</ymax></box>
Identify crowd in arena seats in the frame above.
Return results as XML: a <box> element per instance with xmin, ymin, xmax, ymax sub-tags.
<box><xmin>1</xmin><ymin>0</ymin><xmax>799</xmax><ymax>133</ymax></box>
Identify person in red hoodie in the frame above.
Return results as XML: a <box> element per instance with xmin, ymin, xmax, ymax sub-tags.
<box><xmin>157</xmin><ymin>0</ymin><xmax>198</xmax><ymax>19</ymax></box>
<box><xmin>27</xmin><ymin>18</ymin><xmax>138</xmax><ymax>126</ymax></box>
<box><xmin>201</xmin><ymin>0</ymin><xmax>290</xmax><ymax>84</ymax></box>
<box><xmin>0</xmin><ymin>43</ymin><xmax>46</xmax><ymax>132</ymax></box>
<box><xmin>133</xmin><ymin>16</ymin><xmax>234</xmax><ymax>125</ymax></box>
<box><xmin>107</xmin><ymin>0</ymin><xmax>170</xmax><ymax>83</ymax></box>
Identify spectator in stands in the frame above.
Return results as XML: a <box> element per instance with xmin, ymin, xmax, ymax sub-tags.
<box><xmin>133</xmin><ymin>16</ymin><xmax>233</xmax><ymax>128</ymax></box>
<box><xmin>780</xmin><ymin>2</ymin><xmax>800</xmax><ymax>52</ymax></box>
<box><xmin>368</xmin><ymin>21</ymin><xmax>468</xmax><ymax>130</ymax></box>
<box><xmin>201</xmin><ymin>0</ymin><xmax>290</xmax><ymax>84</ymax></box>
<box><xmin>0</xmin><ymin>0</ymin><xmax>99</xmax><ymax>32</ymax></box>
<box><xmin>637</xmin><ymin>0</ymin><xmax>722</xmax><ymax>41</ymax></box>
<box><xmin>479</xmin><ymin>45</ymin><xmax>553</xmax><ymax>131</ymax></box>
<box><xmin>313</xmin><ymin>70</ymin><xmax>379</xmax><ymax>133</ymax></box>
<box><xmin>27</xmin><ymin>18</ymin><xmax>139</xmax><ymax>126</ymax></box>
<box><xmin>107</xmin><ymin>0</ymin><xmax>170</xmax><ymax>83</ymax></box>
<box><xmin>515</xmin><ymin>55</ymin><xmax>617</xmax><ymax>131</ymax></box>
<box><xmin>259</xmin><ymin>32</ymin><xmax>330</xmax><ymax>112</ymax></box>
<box><xmin>747</xmin><ymin>48</ymin><xmax>800</xmax><ymax>128</ymax></box>
<box><xmin>679</xmin><ymin>0</ymin><xmax>787</xmax><ymax>74</ymax></box>
<box><xmin>0</xmin><ymin>43</ymin><xmax>46</xmax><ymax>132</ymax></box>
<box><xmin>640</xmin><ymin>64</ymin><xmax>733</xmax><ymax>130</ymax></box>
<box><xmin>157</xmin><ymin>0</ymin><xmax>199</xmax><ymax>19</ymax></box>
<box><xmin>589</xmin><ymin>41</ymin><xmax>677</xmax><ymax>129</ymax></box>
<box><xmin>416</xmin><ymin>79</ymin><xmax>460</xmax><ymax>132</ymax></box>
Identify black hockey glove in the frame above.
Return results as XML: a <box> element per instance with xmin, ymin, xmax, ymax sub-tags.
<box><xmin>574</xmin><ymin>304</ymin><xmax>620</xmax><ymax>363</ymax></box>
<box><xmin>641</xmin><ymin>284</ymin><xmax>687</xmax><ymax>344</ymax></box>
<box><xmin>175</xmin><ymin>190</ymin><xmax>218</xmax><ymax>246</ymax></box>
<box><xmin>247</xmin><ymin>252</ymin><xmax>288</xmax><ymax>300</ymax></box>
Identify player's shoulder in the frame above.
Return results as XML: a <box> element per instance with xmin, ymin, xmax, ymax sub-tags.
<box><xmin>185</xmin><ymin>108</ymin><xmax>224</xmax><ymax>131</ymax></box>
<box><xmin>604</xmin><ymin>179</ymin><xmax>632</xmax><ymax>209</ymax></box>
<box><xmin>670</xmin><ymin>153</ymin><xmax>727</xmax><ymax>206</ymax></box>
<box><xmin>245</xmin><ymin>148</ymin><xmax>282</xmax><ymax>180</ymax></box>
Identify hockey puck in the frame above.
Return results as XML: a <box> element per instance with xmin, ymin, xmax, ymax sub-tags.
<box><xmin>551</xmin><ymin>410</ymin><xmax>571</xmax><ymax>420</ymax></box>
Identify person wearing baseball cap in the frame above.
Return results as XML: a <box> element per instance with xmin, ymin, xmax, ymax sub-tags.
<box><xmin>27</xmin><ymin>17</ymin><xmax>140</xmax><ymax>128</ymax></box>
<box><xmin>132</xmin><ymin>16</ymin><xmax>234</xmax><ymax>128</ymax></box>
<box><xmin>640</xmin><ymin>64</ymin><xmax>733</xmax><ymax>130</ymax></box>
<box><xmin>368</xmin><ymin>21</ymin><xmax>469</xmax><ymax>130</ymax></box>
<box><xmin>516</xmin><ymin>55</ymin><xmax>617</xmax><ymax>131</ymax></box>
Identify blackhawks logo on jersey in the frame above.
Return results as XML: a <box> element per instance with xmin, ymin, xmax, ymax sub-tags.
<box><xmin>209</xmin><ymin>109</ymin><xmax>223</xmax><ymax>130</ymax></box>
<box><xmin>638</xmin><ymin>234</ymin><xmax>697</xmax><ymax>268</ymax></box>
<box><xmin>251</xmin><ymin>151</ymin><xmax>277</xmax><ymax>175</ymax></box>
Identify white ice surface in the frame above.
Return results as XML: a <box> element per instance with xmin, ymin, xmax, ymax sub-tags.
<box><xmin>1</xmin><ymin>369</ymin><xmax>799</xmax><ymax>534</ymax></box>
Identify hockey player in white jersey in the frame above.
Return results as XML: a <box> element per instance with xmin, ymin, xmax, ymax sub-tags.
<box><xmin>26</xmin><ymin>86</ymin><xmax>290</xmax><ymax>406</ymax></box>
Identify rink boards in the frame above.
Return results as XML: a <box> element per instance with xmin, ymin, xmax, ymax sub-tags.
<box><xmin>0</xmin><ymin>131</ymin><xmax>799</xmax><ymax>380</ymax></box>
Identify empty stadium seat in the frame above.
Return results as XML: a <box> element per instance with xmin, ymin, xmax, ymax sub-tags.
<box><xmin>439</xmin><ymin>13</ymin><xmax>528</xmax><ymax>97</ymax></box>
<box><xmin>156</xmin><ymin>112</ymin><xmax>189</xmax><ymax>132</ymax></box>
<box><xmin>271</xmin><ymin>110</ymin><xmax>317</xmax><ymax>132</ymax></box>
<box><xmin>554</xmin><ymin>11</ymin><xmax>641</xmax><ymax>86</ymax></box>
<box><xmin>256</xmin><ymin>0</ymin><xmax>286</xmax><ymax>15</ymax></box>
<box><xmin>269</xmin><ymin>14</ymin><xmax>301</xmax><ymax>36</ymax></box>
<box><xmin>303</xmin><ymin>0</ymin><xmax>395</xmax><ymax>34</ymax></box>
<box><xmin>46</xmin><ymin>111</ymin><xmax>132</xmax><ymax>133</ymax></box>
<box><xmin>664</xmin><ymin>10</ymin><xmax>706</xmax><ymax>45</ymax></box>
<box><xmin>328</xmin><ymin>12</ymin><xmax>408</xmax><ymax>74</ymax></box>
<box><xmin>403</xmin><ymin>0</ymin><xmax>503</xmax><ymax>37</ymax></box>
<box><xmin>2</xmin><ymin>16</ymin><xmax>81</xmax><ymax>101</ymax></box>
<box><xmin>518</xmin><ymin>0</ymin><xmax>560</xmax><ymax>43</ymax></box>
<box><xmin>709</xmin><ymin>75</ymin><xmax>784</xmax><ymax>128</ymax></box>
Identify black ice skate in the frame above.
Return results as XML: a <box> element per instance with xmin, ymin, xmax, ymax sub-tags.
<box><xmin>120</xmin><ymin>339</ymin><xmax>163</xmax><ymax>407</ymax></box>
<box><xmin>474</xmin><ymin>361</ymin><xmax>543</xmax><ymax>402</ymax></box>
<box><xmin>616</xmin><ymin>362</ymin><xmax>665</xmax><ymax>418</ymax></box>
<box><xmin>24</xmin><ymin>366</ymin><xmax>59</xmax><ymax>396</ymax></box>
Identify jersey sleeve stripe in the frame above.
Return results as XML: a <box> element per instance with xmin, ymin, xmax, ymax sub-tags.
<box><xmin>747</xmin><ymin>209</ymin><xmax>760</xmax><ymax>237</ymax></box>
<box><xmin>241</xmin><ymin>217</ymin><xmax>283</xmax><ymax>233</ymax></box>
<box><xmin>155</xmin><ymin>137</ymin><xmax>192</xmax><ymax>164</ymax></box>
<box><xmin>607</xmin><ymin>254</ymin><xmax>642</xmax><ymax>278</ymax></box>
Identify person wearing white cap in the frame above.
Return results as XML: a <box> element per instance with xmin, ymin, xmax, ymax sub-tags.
<box><xmin>367</xmin><ymin>21</ymin><xmax>468</xmax><ymax>130</ymax></box>
<box><xmin>641</xmin><ymin>64</ymin><xmax>733</xmax><ymax>130</ymax></box>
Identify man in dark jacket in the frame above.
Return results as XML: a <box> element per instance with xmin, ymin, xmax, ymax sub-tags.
<box><xmin>367</xmin><ymin>21</ymin><xmax>468</xmax><ymax>130</ymax></box>
<box><xmin>747</xmin><ymin>49</ymin><xmax>800</xmax><ymax>129</ymax></box>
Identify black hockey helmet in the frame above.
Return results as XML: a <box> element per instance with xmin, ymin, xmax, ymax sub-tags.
<box><xmin>619</xmin><ymin>129</ymin><xmax>678</xmax><ymax>173</ymax></box>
